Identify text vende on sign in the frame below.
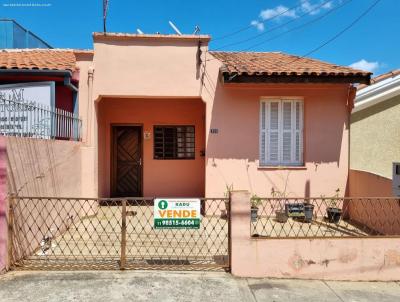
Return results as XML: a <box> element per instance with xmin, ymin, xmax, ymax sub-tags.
<box><xmin>154</xmin><ymin>198</ymin><xmax>201</xmax><ymax>229</ymax></box>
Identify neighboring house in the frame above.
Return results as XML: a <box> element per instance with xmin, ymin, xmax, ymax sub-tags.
<box><xmin>0</xmin><ymin>49</ymin><xmax>84</xmax><ymax>117</ymax></box>
<box><xmin>350</xmin><ymin>70</ymin><xmax>400</xmax><ymax>196</ymax></box>
<box><xmin>1</xmin><ymin>33</ymin><xmax>371</xmax><ymax>198</ymax></box>
<box><xmin>0</xmin><ymin>19</ymin><xmax>52</xmax><ymax>49</ymax></box>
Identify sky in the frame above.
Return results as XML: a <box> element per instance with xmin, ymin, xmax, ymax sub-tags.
<box><xmin>0</xmin><ymin>0</ymin><xmax>398</xmax><ymax>75</ymax></box>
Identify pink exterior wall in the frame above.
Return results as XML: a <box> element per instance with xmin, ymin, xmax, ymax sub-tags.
<box><xmin>7</xmin><ymin>137</ymin><xmax>82</xmax><ymax>197</ymax></box>
<box><xmin>231</xmin><ymin>191</ymin><xmax>400</xmax><ymax>281</ymax></box>
<box><xmin>205</xmin><ymin>83</ymin><xmax>351</xmax><ymax>197</ymax></box>
<box><xmin>349</xmin><ymin>169</ymin><xmax>393</xmax><ymax>197</ymax></box>
<box><xmin>4</xmin><ymin>137</ymin><xmax>86</xmax><ymax>267</ymax></box>
<box><xmin>348</xmin><ymin>169</ymin><xmax>399</xmax><ymax>235</ymax></box>
<box><xmin>92</xmin><ymin>35</ymin><xmax>210</xmax><ymax>99</ymax></box>
<box><xmin>79</xmin><ymin>35</ymin><xmax>353</xmax><ymax>199</ymax></box>
<box><xmin>0</xmin><ymin>137</ymin><xmax>6</xmax><ymax>272</ymax></box>
<box><xmin>97</xmin><ymin>98</ymin><xmax>205</xmax><ymax>197</ymax></box>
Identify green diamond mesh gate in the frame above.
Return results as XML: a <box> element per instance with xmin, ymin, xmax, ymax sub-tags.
<box><xmin>9</xmin><ymin>197</ymin><xmax>230</xmax><ymax>271</ymax></box>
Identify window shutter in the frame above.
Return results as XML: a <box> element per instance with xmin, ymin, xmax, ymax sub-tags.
<box><xmin>294</xmin><ymin>101</ymin><xmax>303</xmax><ymax>163</ymax></box>
<box><xmin>260</xmin><ymin>101</ymin><xmax>267</xmax><ymax>165</ymax></box>
<box><xmin>259</xmin><ymin>99</ymin><xmax>303</xmax><ymax>166</ymax></box>
<box><xmin>266</xmin><ymin>101</ymin><xmax>280</xmax><ymax>164</ymax></box>
<box><xmin>282</xmin><ymin>101</ymin><xmax>292</xmax><ymax>164</ymax></box>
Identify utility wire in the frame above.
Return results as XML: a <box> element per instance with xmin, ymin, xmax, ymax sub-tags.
<box><xmin>283</xmin><ymin>0</ymin><xmax>382</xmax><ymax>66</ymax></box>
<box><xmin>242</xmin><ymin>0</ymin><xmax>353</xmax><ymax>52</ymax></box>
<box><xmin>212</xmin><ymin>2</ymin><xmax>303</xmax><ymax>42</ymax></box>
<box><xmin>212</xmin><ymin>0</ymin><xmax>333</xmax><ymax>51</ymax></box>
<box><xmin>205</xmin><ymin>0</ymin><xmax>352</xmax><ymax>62</ymax></box>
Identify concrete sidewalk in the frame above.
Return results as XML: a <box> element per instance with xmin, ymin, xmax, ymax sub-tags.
<box><xmin>0</xmin><ymin>271</ymin><xmax>399</xmax><ymax>302</ymax></box>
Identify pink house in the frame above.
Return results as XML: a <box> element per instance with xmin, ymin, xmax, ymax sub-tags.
<box><xmin>4</xmin><ymin>33</ymin><xmax>400</xmax><ymax>281</ymax></box>
<box><xmin>76</xmin><ymin>33</ymin><xmax>370</xmax><ymax>199</ymax></box>
<box><xmin>0</xmin><ymin>33</ymin><xmax>371</xmax><ymax>199</ymax></box>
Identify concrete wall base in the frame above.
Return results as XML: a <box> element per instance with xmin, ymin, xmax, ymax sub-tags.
<box><xmin>230</xmin><ymin>191</ymin><xmax>400</xmax><ymax>281</ymax></box>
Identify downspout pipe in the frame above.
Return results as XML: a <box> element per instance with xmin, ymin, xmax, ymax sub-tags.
<box><xmin>0</xmin><ymin>69</ymin><xmax>78</xmax><ymax>92</ymax></box>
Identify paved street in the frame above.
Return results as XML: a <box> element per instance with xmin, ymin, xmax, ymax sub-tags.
<box><xmin>1</xmin><ymin>271</ymin><xmax>399</xmax><ymax>302</ymax></box>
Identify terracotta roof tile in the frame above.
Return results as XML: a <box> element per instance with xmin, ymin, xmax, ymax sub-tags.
<box><xmin>210</xmin><ymin>51</ymin><xmax>371</xmax><ymax>81</ymax></box>
<box><xmin>0</xmin><ymin>49</ymin><xmax>91</xmax><ymax>71</ymax></box>
<box><xmin>357</xmin><ymin>69</ymin><xmax>400</xmax><ymax>90</ymax></box>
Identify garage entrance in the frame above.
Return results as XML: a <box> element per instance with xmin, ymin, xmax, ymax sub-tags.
<box><xmin>9</xmin><ymin>197</ymin><xmax>230</xmax><ymax>271</ymax></box>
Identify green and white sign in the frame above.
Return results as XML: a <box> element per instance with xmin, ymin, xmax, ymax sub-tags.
<box><xmin>154</xmin><ymin>198</ymin><xmax>201</xmax><ymax>229</ymax></box>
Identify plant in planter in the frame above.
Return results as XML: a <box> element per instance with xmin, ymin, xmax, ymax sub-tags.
<box><xmin>221</xmin><ymin>184</ymin><xmax>233</xmax><ymax>219</ymax></box>
<box><xmin>271</xmin><ymin>188</ymin><xmax>289</xmax><ymax>223</ymax></box>
<box><xmin>325</xmin><ymin>188</ymin><xmax>342</xmax><ymax>223</ymax></box>
<box><xmin>250</xmin><ymin>194</ymin><xmax>262</xmax><ymax>222</ymax></box>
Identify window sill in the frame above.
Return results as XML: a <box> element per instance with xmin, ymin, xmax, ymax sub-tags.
<box><xmin>258</xmin><ymin>165</ymin><xmax>307</xmax><ymax>170</ymax></box>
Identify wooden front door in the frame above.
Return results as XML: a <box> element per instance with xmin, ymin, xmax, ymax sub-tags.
<box><xmin>111</xmin><ymin>126</ymin><xmax>142</xmax><ymax>197</ymax></box>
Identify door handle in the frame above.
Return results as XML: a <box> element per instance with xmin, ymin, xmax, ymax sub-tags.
<box><xmin>139</xmin><ymin>158</ymin><xmax>142</xmax><ymax>166</ymax></box>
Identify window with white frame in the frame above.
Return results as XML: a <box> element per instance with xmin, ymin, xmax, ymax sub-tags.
<box><xmin>260</xmin><ymin>99</ymin><xmax>303</xmax><ymax>166</ymax></box>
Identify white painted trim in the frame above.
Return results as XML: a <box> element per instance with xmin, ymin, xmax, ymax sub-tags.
<box><xmin>259</xmin><ymin>98</ymin><xmax>303</xmax><ymax>166</ymax></box>
<box><xmin>353</xmin><ymin>74</ymin><xmax>400</xmax><ymax>113</ymax></box>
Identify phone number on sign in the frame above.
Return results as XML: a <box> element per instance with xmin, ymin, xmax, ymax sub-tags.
<box><xmin>161</xmin><ymin>220</ymin><xmax>195</xmax><ymax>226</ymax></box>
<box><xmin>154</xmin><ymin>218</ymin><xmax>200</xmax><ymax>228</ymax></box>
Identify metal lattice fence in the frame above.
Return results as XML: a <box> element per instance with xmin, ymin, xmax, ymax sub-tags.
<box><xmin>0</xmin><ymin>98</ymin><xmax>81</xmax><ymax>141</ymax></box>
<box><xmin>9</xmin><ymin>197</ymin><xmax>230</xmax><ymax>271</ymax></box>
<box><xmin>251</xmin><ymin>197</ymin><xmax>400</xmax><ymax>238</ymax></box>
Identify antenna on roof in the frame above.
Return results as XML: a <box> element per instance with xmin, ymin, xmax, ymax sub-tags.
<box><xmin>137</xmin><ymin>28</ymin><xmax>144</xmax><ymax>35</ymax></box>
<box><xmin>103</xmin><ymin>0</ymin><xmax>109</xmax><ymax>33</ymax></box>
<box><xmin>193</xmin><ymin>25</ymin><xmax>200</xmax><ymax>35</ymax></box>
<box><xmin>168</xmin><ymin>21</ymin><xmax>182</xmax><ymax>35</ymax></box>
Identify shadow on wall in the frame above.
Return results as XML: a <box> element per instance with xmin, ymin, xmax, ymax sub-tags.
<box><xmin>351</xmin><ymin>96</ymin><xmax>400</xmax><ymax>124</ymax></box>
<box><xmin>6</xmin><ymin>137</ymin><xmax>82</xmax><ymax>197</ymax></box>
<box><xmin>5</xmin><ymin>137</ymin><xmax>84</xmax><ymax>267</ymax></box>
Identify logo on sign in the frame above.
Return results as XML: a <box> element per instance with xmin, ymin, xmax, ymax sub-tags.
<box><xmin>154</xmin><ymin>198</ymin><xmax>201</xmax><ymax>229</ymax></box>
<box><xmin>158</xmin><ymin>199</ymin><xmax>168</xmax><ymax>210</ymax></box>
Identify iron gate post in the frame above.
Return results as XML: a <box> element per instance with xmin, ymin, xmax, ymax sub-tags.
<box><xmin>7</xmin><ymin>194</ymin><xmax>15</xmax><ymax>271</ymax></box>
<box><xmin>120</xmin><ymin>199</ymin><xmax>127</xmax><ymax>270</ymax></box>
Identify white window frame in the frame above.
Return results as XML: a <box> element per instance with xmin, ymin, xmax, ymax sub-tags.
<box><xmin>259</xmin><ymin>98</ymin><xmax>304</xmax><ymax>166</ymax></box>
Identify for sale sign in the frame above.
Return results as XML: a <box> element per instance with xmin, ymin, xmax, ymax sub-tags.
<box><xmin>154</xmin><ymin>198</ymin><xmax>201</xmax><ymax>229</ymax></box>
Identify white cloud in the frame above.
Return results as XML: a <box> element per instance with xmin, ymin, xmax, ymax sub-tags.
<box><xmin>259</xmin><ymin>5</ymin><xmax>297</xmax><ymax>20</ymax></box>
<box><xmin>253</xmin><ymin>0</ymin><xmax>334</xmax><ymax>29</ymax></box>
<box><xmin>300</xmin><ymin>0</ymin><xmax>333</xmax><ymax>16</ymax></box>
<box><xmin>349</xmin><ymin>59</ymin><xmax>380</xmax><ymax>72</ymax></box>
<box><xmin>250</xmin><ymin>20</ymin><xmax>265</xmax><ymax>31</ymax></box>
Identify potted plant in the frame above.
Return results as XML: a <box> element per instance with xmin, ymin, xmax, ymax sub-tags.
<box><xmin>250</xmin><ymin>194</ymin><xmax>262</xmax><ymax>222</ymax></box>
<box><xmin>221</xmin><ymin>184</ymin><xmax>233</xmax><ymax>219</ymax></box>
<box><xmin>271</xmin><ymin>188</ymin><xmax>288</xmax><ymax>223</ymax></box>
<box><xmin>326</xmin><ymin>189</ymin><xmax>342</xmax><ymax>223</ymax></box>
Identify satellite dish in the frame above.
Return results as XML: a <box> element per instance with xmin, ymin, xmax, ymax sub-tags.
<box><xmin>168</xmin><ymin>21</ymin><xmax>182</xmax><ymax>35</ymax></box>
<box><xmin>137</xmin><ymin>29</ymin><xmax>144</xmax><ymax>34</ymax></box>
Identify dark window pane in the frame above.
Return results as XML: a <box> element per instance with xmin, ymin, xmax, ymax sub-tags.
<box><xmin>154</xmin><ymin>125</ymin><xmax>195</xmax><ymax>159</ymax></box>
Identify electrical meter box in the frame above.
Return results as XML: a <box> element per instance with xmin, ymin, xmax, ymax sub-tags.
<box><xmin>393</xmin><ymin>162</ymin><xmax>400</xmax><ymax>197</ymax></box>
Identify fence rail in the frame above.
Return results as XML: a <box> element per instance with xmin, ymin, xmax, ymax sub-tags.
<box><xmin>0</xmin><ymin>98</ymin><xmax>81</xmax><ymax>141</ymax></box>
<box><xmin>251</xmin><ymin>197</ymin><xmax>400</xmax><ymax>238</ymax></box>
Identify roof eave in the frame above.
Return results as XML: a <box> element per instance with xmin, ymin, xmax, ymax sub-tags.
<box><xmin>222</xmin><ymin>73</ymin><xmax>371</xmax><ymax>85</ymax></box>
